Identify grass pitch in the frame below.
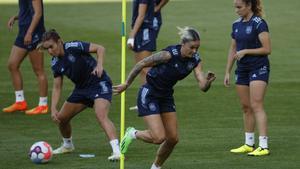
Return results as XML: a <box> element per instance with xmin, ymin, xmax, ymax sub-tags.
<box><xmin>0</xmin><ymin>0</ymin><xmax>299</xmax><ymax>169</ymax></box>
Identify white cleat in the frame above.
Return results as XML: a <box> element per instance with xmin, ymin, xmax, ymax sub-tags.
<box><xmin>53</xmin><ymin>145</ymin><xmax>75</xmax><ymax>154</ymax></box>
<box><xmin>108</xmin><ymin>153</ymin><xmax>120</xmax><ymax>162</ymax></box>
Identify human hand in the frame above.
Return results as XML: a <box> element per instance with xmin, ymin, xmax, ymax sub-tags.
<box><xmin>24</xmin><ymin>32</ymin><xmax>32</xmax><ymax>46</ymax></box>
<box><xmin>224</xmin><ymin>73</ymin><xmax>230</xmax><ymax>87</ymax></box>
<box><xmin>234</xmin><ymin>50</ymin><xmax>247</xmax><ymax>60</ymax></box>
<box><xmin>127</xmin><ymin>38</ymin><xmax>134</xmax><ymax>50</ymax></box>
<box><xmin>91</xmin><ymin>64</ymin><xmax>103</xmax><ymax>78</ymax></box>
<box><xmin>7</xmin><ymin>16</ymin><xmax>16</xmax><ymax>31</ymax></box>
<box><xmin>206</xmin><ymin>71</ymin><xmax>216</xmax><ymax>83</ymax></box>
<box><xmin>112</xmin><ymin>83</ymin><xmax>128</xmax><ymax>95</ymax></box>
<box><xmin>51</xmin><ymin>109</ymin><xmax>60</xmax><ymax>123</ymax></box>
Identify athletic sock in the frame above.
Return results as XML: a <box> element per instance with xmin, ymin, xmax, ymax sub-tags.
<box><xmin>110</xmin><ymin>139</ymin><xmax>120</xmax><ymax>154</ymax></box>
<box><xmin>15</xmin><ymin>90</ymin><xmax>25</xmax><ymax>102</ymax></box>
<box><xmin>63</xmin><ymin>137</ymin><xmax>73</xmax><ymax>148</ymax></box>
<box><xmin>150</xmin><ymin>163</ymin><xmax>161</xmax><ymax>169</ymax></box>
<box><xmin>39</xmin><ymin>97</ymin><xmax>48</xmax><ymax>106</ymax></box>
<box><xmin>259</xmin><ymin>136</ymin><xmax>268</xmax><ymax>149</ymax></box>
<box><xmin>130</xmin><ymin>128</ymin><xmax>137</xmax><ymax>139</ymax></box>
<box><xmin>245</xmin><ymin>132</ymin><xmax>255</xmax><ymax>147</ymax></box>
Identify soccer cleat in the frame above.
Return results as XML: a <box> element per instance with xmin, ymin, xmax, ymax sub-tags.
<box><xmin>120</xmin><ymin>127</ymin><xmax>135</xmax><ymax>154</ymax></box>
<box><xmin>230</xmin><ymin>144</ymin><xmax>254</xmax><ymax>154</ymax></box>
<box><xmin>2</xmin><ymin>101</ymin><xmax>27</xmax><ymax>113</ymax></box>
<box><xmin>25</xmin><ymin>105</ymin><xmax>48</xmax><ymax>115</ymax></box>
<box><xmin>107</xmin><ymin>152</ymin><xmax>121</xmax><ymax>161</ymax></box>
<box><xmin>248</xmin><ymin>147</ymin><xmax>270</xmax><ymax>156</ymax></box>
<box><xmin>53</xmin><ymin>145</ymin><xmax>75</xmax><ymax>155</ymax></box>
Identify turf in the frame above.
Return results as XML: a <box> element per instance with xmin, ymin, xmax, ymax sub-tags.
<box><xmin>0</xmin><ymin>0</ymin><xmax>299</xmax><ymax>169</ymax></box>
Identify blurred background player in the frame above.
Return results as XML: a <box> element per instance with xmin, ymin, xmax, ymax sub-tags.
<box><xmin>39</xmin><ymin>29</ymin><xmax>120</xmax><ymax>161</ymax></box>
<box><xmin>153</xmin><ymin>0</ymin><xmax>169</xmax><ymax>38</ymax></box>
<box><xmin>3</xmin><ymin>0</ymin><xmax>48</xmax><ymax>115</ymax></box>
<box><xmin>114</xmin><ymin>27</ymin><xmax>216</xmax><ymax>169</ymax></box>
<box><xmin>224</xmin><ymin>0</ymin><xmax>271</xmax><ymax>156</ymax></box>
<box><xmin>127</xmin><ymin>0</ymin><xmax>155</xmax><ymax>84</ymax></box>
<box><xmin>128</xmin><ymin>0</ymin><xmax>155</xmax><ymax>111</ymax></box>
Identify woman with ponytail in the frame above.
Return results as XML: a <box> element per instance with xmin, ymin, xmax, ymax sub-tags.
<box><xmin>115</xmin><ymin>27</ymin><xmax>216</xmax><ymax>169</ymax></box>
<box><xmin>224</xmin><ymin>0</ymin><xmax>271</xmax><ymax>156</ymax></box>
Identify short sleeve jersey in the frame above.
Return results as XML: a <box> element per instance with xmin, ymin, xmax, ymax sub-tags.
<box><xmin>146</xmin><ymin>45</ymin><xmax>201</xmax><ymax>91</ymax></box>
<box><xmin>132</xmin><ymin>0</ymin><xmax>155</xmax><ymax>29</ymax></box>
<box><xmin>231</xmin><ymin>15</ymin><xmax>269</xmax><ymax>68</ymax></box>
<box><xmin>51</xmin><ymin>41</ymin><xmax>109</xmax><ymax>89</ymax></box>
<box><xmin>18</xmin><ymin>0</ymin><xmax>45</xmax><ymax>30</ymax></box>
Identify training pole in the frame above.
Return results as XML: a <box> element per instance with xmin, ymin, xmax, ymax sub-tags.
<box><xmin>120</xmin><ymin>0</ymin><xmax>126</xmax><ymax>168</ymax></box>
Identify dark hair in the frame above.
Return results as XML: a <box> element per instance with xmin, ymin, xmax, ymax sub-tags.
<box><xmin>41</xmin><ymin>29</ymin><xmax>61</xmax><ymax>43</ymax></box>
<box><xmin>37</xmin><ymin>29</ymin><xmax>61</xmax><ymax>50</ymax></box>
<box><xmin>243</xmin><ymin>0</ymin><xmax>264</xmax><ymax>17</ymax></box>
<box><xmin>177</xmin><ymin>27</ymin><xmax>200</xmax><ymax>43</ymax></box>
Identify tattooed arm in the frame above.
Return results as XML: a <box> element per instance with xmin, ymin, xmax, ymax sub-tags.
<box><xmin>113</xmin><ymin>51</ymin><xmax>172</xmax><ymax>94</ymax></box>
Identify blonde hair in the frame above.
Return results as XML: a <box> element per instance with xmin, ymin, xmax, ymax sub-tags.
<box><xmin>177</xmin><ymin>26</ymin><xmax>200</xmax><ymax>43</ymax></box>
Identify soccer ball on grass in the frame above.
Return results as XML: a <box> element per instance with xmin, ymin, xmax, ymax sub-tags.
<box><xmin>29</xmin><ymin>141</ymin><xmax>53</xmax><ymax>164</ymax></box>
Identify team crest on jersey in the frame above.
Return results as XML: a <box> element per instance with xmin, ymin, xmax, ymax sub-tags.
<box><xmin>187</xmin><ymin>62</ymin><xmax>195</xmax><ymax>71</ymax></box>
<box><xmin>246</xmin><ymin>26</ymin><xmax>253</xmax><ymax>34</ymax></box>
<box><xmin>68</xmin><ymin>55</ymin><xmax>76</xmax><ymax>62</ymax></box>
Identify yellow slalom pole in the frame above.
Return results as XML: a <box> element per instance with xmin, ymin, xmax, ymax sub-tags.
<box><xmin>120</xmin><ymin>0</ymin><xmax>126</xmax><ymax>168</ymax></box>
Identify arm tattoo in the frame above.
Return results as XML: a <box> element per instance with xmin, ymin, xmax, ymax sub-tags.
<box><xmin>143</xmin><ymin>51</ymin><xmax>171</xmax><ymax>66</ymax></box>
<box><xmin>126</xmin><ymin>51</ymin><xmax>171</xmax><ymax>86</ymax></box>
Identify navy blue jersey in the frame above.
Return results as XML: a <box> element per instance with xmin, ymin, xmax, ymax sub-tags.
<box><xmin>146</xmin><ymin>45</ymin><xmax>201</xmax><ymax>92</ymax></box>
<box><xmin>132</xmin><ymin>0</ymin><xmax>155</xmax><ymax>29</ymax></box>
<box><xmin>18</xmin><ymin>0</ymin><xmax>45</xmax><ymax>31</ymax></box>
<box><xmin>231</xmin><ymin>15</ymin><xmax>269</xmax><ymax>68</ymax></box>
<box><xmin>51</xmin><ymin>41</ymin><xmax>110</xmax><ymax>89</ymax></box>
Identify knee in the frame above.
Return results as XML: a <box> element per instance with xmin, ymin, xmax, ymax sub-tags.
<box><xmin>152</xmin><ymin>134</ymin><xmax>166</xmax><ymax>144</ymax></box>
<box><xmin>57</xmin><ymin>116</ymin><xmax>70</xmax><ymax>126</ymax></box>
<box><xmin>166</xmin><ymin>136</ymin><xmax>179</xmax><ymax>146</ymax></box>
<box><xmin>7</xmin><ymin>61</ymin><xmax>18</xmax><ymax>72</ymax></box>
<box><xmin>241</xmin><ymin>103</ymin><xmax>252</xmax><ymax>114</ymax></box>
<box><xmin>96</xmin><ymin>113</ymin><xmax>109</xmax><ymax>123</ymax></box>
<box><xmin>250</xmin><ymin>101</ymin><xmax>264</xmax><ymax>113</ymax></box>
<box><xmin>33</xmin><ymin>68</ymin><xmax>46</xmax><ymax>78</ymax></box>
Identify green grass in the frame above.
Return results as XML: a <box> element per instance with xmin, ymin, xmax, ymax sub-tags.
<box><xmin>0</xmin><ymin>0</ymin><xmax>300</xmax><ymax>168</ymax></box>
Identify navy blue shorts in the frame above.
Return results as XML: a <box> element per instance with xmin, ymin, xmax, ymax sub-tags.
<box><xmin>133</xmin><ymin>27</ymin><xmax>156</xmax><ymax>52</ymax></box>
<box><xmin>14</xmin><ymin>25</ymin><xmax>44</xmax><ymax>51</ymax></box>
<box><xmin>235</xmin><ymin>64</ymin><xmax>270</xmax><ymax>85</ymax></box>
<box><xmin>137</xmin><ymin>84</ymin><xmax>175</xmax><ymax>117</ymax></box>
<box><xmin>67</xmin><ymin>80</ymin><xmax>112</xmax><ymax>108</ymax></box>
<box><xmin>153</xmin><ymin>16</ymin><xmax>162</xmax><ymax>38</ymax></box>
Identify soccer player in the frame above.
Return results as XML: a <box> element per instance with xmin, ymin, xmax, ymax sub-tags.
<box><xmin>127</xmin><ymin>0</ymin><xmax>156</xmax><ymax>84</ymax></box>
<box><xmin>153</xmin><ymin>0</ymin><xmax>169</xmax><ymax>38</ymax></box>
<box><xmin>38</xmin><ymin>29</ymin><xmax>120</xmax><ymax>161</ymax></box>
<box><xmin>114</xmin><ymin>27</ymin><xmax>216</xmax><ymax>169</ymax></box>
<box><xmin>224</xmin><ymin>0</ymin><xmax>271</xmax><ymax>156</ymax></box>
<box><xmin>3</xmin><ymin>0</ymin><xmax>48</xmax><ymax>115</ymax></box>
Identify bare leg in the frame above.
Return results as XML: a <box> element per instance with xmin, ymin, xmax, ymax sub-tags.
<box><xmin>135</xmin><ymin>50</ymin><xmax>152</xmax><ymax>85</ymax></box>
<box><xmin>136</xmin><ymin>114</ymin><xmax>166</xmax><ymax>144</ymax></box>
<box><xmin>28</xmin><ymin>50</ymin><xmax>48</xmax><ymax>97</ymax></box>
<box><xmin>7</xmin><ymin>45</ymin><xmax>27</xmax><ymax>91</ymax></box>
<box><xmin>249</xmin><ymin>81</ymin><xmax>268</xmax><ymax>136</ymax></box>
<box><xmin>154</xmin><ymin>112</ymin><xmax>178</xmax><ymax>167</ymax></box>
<box><xmin>94</xmin><ymin>98</ymin><xmax>117</xmax><ymax>140</ymax></box>
<box><xmin>57</xmin><ymin>102</ymin><xmax>86</xmax><ymax>138</ymax></box>
<box><xmin>236</xmin><ymin>85</ymin><xmax>255</xmax><ymax>133</ymax></box>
